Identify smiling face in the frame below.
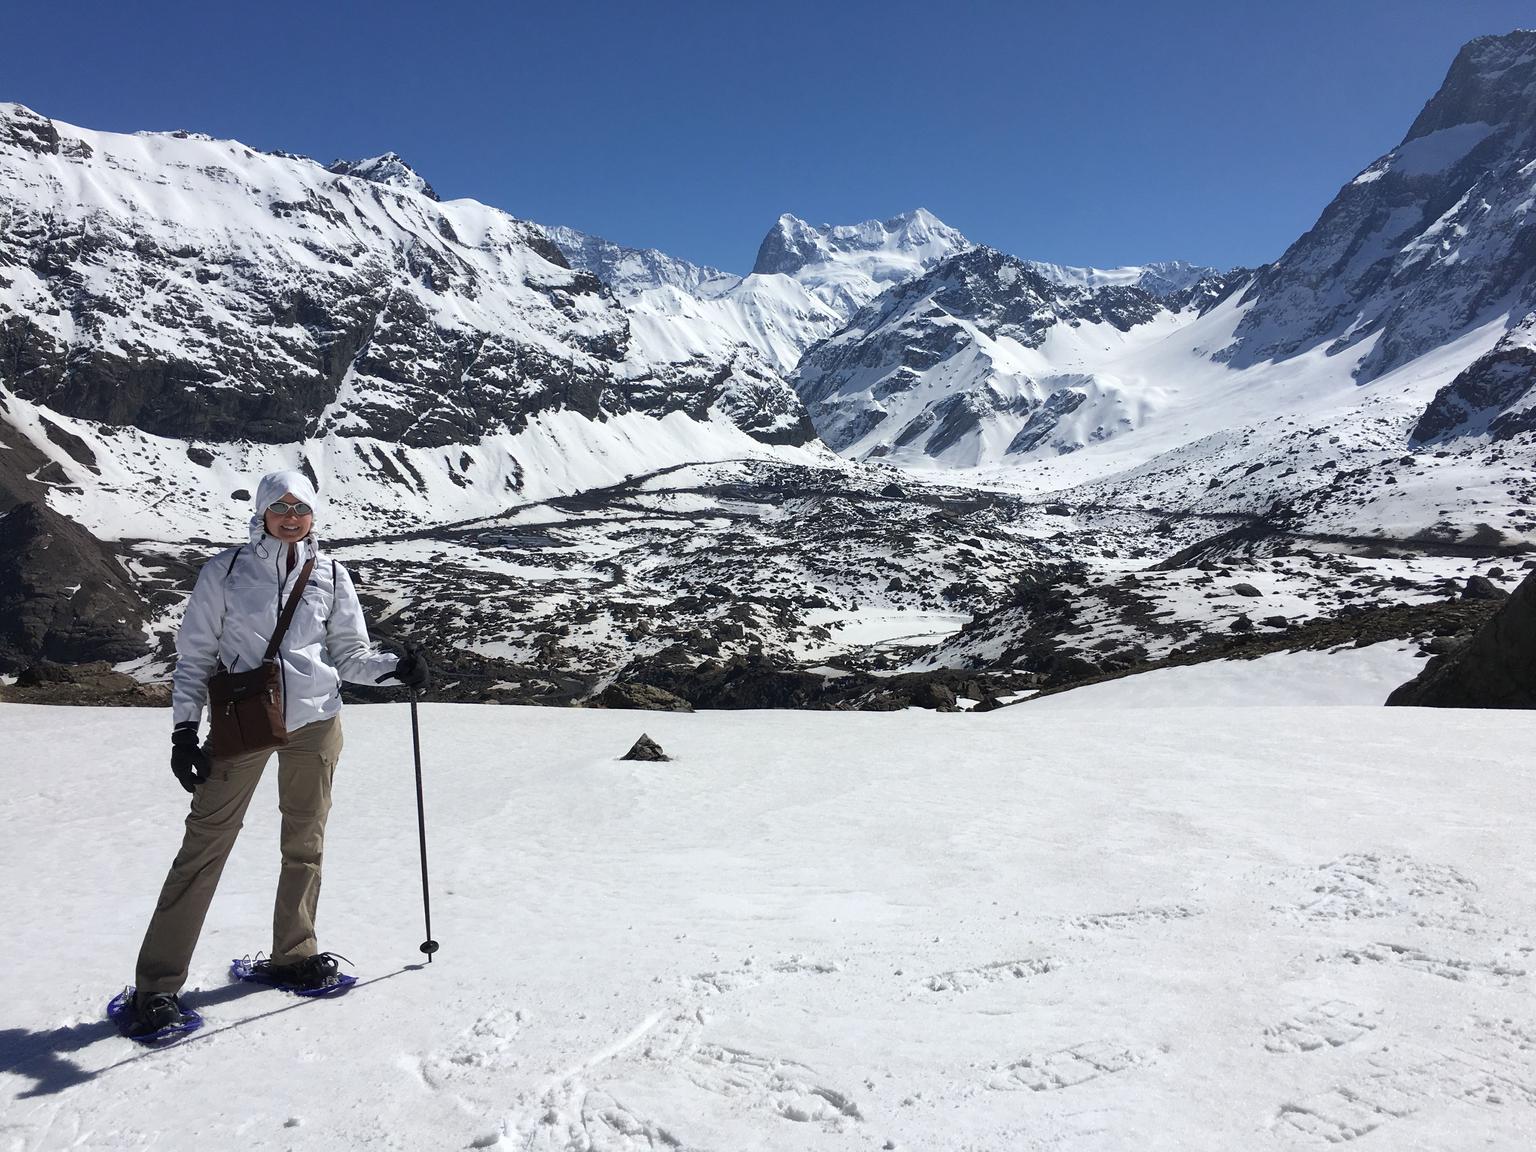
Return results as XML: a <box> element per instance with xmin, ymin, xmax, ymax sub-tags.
<box><xmin>263</xmin><ymin>491</ymin><xmax>314</xmax><ymax>543</ymax></box>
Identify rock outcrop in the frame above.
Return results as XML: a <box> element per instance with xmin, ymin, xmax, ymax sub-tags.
<box><xmin>1386</xmin><ymin>568</ymin><xmax>1536</xmax><ymax>707</ymax></box>
<box><xmin>0</xmin><ymin>501</ymin><xmax>148</xmax><ymax>671</ymax></box>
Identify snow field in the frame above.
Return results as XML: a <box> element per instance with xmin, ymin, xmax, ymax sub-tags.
<box><xmin>3</xmin><ymin>688</ymin><xmax>1534</xmax><ymax>1150</ymax></box>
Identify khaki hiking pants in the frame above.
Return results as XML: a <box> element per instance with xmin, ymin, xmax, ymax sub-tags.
<box><xmin>135</xmin><ymin>715</ymin><xmax>343</xmax><ymax>996</ymax></box>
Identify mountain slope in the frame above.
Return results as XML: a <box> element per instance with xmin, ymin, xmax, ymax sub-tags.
<box><xmin>0</xmin><ymin>103</ymin><xmax>820</xmax><ymax>539</ymax></box>
<box><xmin>1220</xmin><ymin>31</ymin><xmax>1536</xmax><ymax>381</ymax></box>
<box><xmin>0</xmin><ymin>104</ymin><xmax>818</xmax><ymax>450</ymax></box>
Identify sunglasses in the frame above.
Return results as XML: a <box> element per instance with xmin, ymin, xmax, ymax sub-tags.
<box><xmin>267</xmin><ymin>501</ymin><xmax>313</xmax><ymax>517</ymax></box>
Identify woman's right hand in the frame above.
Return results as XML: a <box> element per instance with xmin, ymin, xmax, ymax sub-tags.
<box><xmin>171</xmin><ymin>723</ymin><xmax>211</xmax><ymax>793</ymax></box>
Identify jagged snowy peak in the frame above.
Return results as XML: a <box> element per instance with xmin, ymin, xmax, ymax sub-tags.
<box><xmin>753</xmin><ymin>208</ymin><xmax>970</xmax><ymax>276</ymax></box>
<box><xmin>543</xmin><ymin>224</ymin><xmax>737</xmax><ymax>297</ymax></box>
<box><xmin>750</xmin><ymin>208</ymin><xmax>973</xmax><ymax>315</ymax></box>
<box><xmin>0</xmin><ymin>102</ymin><xmax>820</xmax><ymax>539</ymax></box>
<box><xmin>1027</xmin><ymin>259</ymin><xmax>1220</xmax><ymax>299</ymax></box>
<box><xmin>541</xmin><ymin>209</ymin><xmax>973</xmax><ymax>380</ymax></box>
<box><xmin>792</xmin><ymin>246</ymin><xmax>1172</xmax><ymax>462</ymax></box>
<box><xmin>325</xmin><ymin>152</ymin><xmax>439</xmax><ymax>200</ymax></box>
<box><xmin>1220</xmin><ymin>29</ymin><xmax>1536</xmax><ymax>381</ymax></box>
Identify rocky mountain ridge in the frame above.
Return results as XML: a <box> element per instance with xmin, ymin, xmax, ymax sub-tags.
<box><xmin>0</xmin><ymin>101</ymin><xmax>812</xmax><ymax>458</ymax></box>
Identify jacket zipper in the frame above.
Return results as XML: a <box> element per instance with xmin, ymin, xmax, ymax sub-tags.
<box><xmin>274</xmin><ymin>535</ymin><xmax>291</xmax><ymax>726</ymax></box>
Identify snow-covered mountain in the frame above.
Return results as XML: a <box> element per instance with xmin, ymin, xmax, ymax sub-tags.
<box><xmin>1026</xmin><ymin>259</ymin><xmax>1218</xmax><ymax>298</ymax></box>
<box><xmin>0</xmin><ymin>102</ymin><xmax>817</xmax><ymax>539</ymax></box>
<box><xmin>542</xmin><ymin>225</ymin><xmax>737</xmax><ymax>298</ymax></box>
<box><xmin>547</xmin><ymin>209</ymin><xmax>975</xmax><ymax>378</ymax></box>
<box><xmin>791</xmin><ymin>247</ymin><xmax>1182</xmax><ymax>460</ymax></box>
<box><xmin>325</xmin><ymin>152</ymin><xmax>439</xmax><ymax>200</ymax></box>
<box><xmin>1221</xmin><ymin>30</ymin><xmax>1536</xmax><ymax>382</ymax></box>
<box><xmin>788</xmin><ymin>30</ymin><xmax>1536</xmax><ymax>478</ymax></box>
<box><xmin>750</xmin><ymin>208</ymin><xmax>974</xmax><ymax>314</ymax></box>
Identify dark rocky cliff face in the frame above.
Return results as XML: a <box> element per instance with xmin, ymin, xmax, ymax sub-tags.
<box><xmin>0</xmin><ymin>501</ymin><xmax>148</xmax><ymax>672</ymax></box>
<box><xmin>1220</xmin><ymin>31</ymin><xmax>1536</xmax><ymax>382</ymax></box>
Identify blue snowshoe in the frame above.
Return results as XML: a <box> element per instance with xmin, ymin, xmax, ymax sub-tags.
<box><xmin>230</xmin><ymin>952</ymin><xmax>356</xmax><ymax>997</ymax></box>
<box><xmin>107</xmin><ymin>988</ymin><xmax>204</xmax><ymax>1045</ymax></box>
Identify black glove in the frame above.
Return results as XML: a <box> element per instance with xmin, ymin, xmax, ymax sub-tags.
<box><xmin>382</xmin><ymin>644</ymin><xmax>431</xmax><ymax>692</ymax></box>
<box><xmin>171</xmin><ymin>722</ymin><xmax>211</xmax><ymax>793</ymax></box>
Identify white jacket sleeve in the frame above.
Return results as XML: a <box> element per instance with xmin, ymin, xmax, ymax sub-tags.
<box><xmin>326</xmin><ymin>562</ymin><xmax>402</xmax><ymax>686</ymax></box>
<box><xmin>171</xmin><ymin>556</ymin><xmax>229</xmax><ymax>726</ymax></box>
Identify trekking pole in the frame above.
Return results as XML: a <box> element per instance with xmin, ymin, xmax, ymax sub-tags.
<box><xmin>409</xmin><ymin>689</ymin><xmax>440</xmax><ymax>961</ymax></box>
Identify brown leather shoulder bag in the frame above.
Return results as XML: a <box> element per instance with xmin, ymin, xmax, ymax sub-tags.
<box><xmin>206</xmin><ymin>557</ymin><xmax>316</xmax><ymax>759</ymax></box>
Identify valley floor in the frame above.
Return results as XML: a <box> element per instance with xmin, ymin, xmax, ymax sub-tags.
<box><xmin>2</xmin><ymin>660</ymin><xmax>1534</xmax><ymax>1150</ymax></box>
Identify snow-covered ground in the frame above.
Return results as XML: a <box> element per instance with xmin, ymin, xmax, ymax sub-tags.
<box><xmin>1025</xmin><ymin>642</ymin><xmax>1429</xmax><ymax>710</ymax></box>
<box><xmin>4</xmin><ymin>666</ymin><xmax>1534</xmax><ymax>1150</ymax></box>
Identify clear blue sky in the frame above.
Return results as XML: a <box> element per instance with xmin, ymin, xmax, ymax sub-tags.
<box><xmin>9</xmin><ymin>0</ymin><xmax>1532</xmax><ymax>273</ymax></box>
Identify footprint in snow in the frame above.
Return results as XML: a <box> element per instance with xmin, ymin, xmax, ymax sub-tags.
<box><xmin>1273</xmin><ymin>1043</ymin><xmax>1536</xmax><ymax>1144</ymax></box>
<box><xmin>1264</xmin><ymin>1001</ymin><xmax>1377</xmax><ymax>1053</ymax></box>
<box><xmin>987</xmin><ymin>1041</ymin><xmax>1156</xmax><ymax>1093</ymax></box>
<box><xmin>921</xmin><ymin>957</ymin><xmax>1056</xmax><ymax>994</ymax></box>
<box><xmin>418</xmin><ymin>1005</ymin><xmax>526</xmax><ymax>1090</ymax></box>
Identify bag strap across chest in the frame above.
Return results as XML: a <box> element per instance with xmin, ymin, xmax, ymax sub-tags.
<box><xmin>264</xmin><ymin>557</ymin><xmax>316</xmax><ymax>663</ymax></box>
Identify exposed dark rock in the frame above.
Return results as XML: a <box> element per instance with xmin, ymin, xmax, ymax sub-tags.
<box><xmin>620</xmin><ymin>733</ymin><xmax>670</xmax><ymax>762</ymax></box>
<box><xmin>1462</xmin><ymin>574</ymin><xmax>1509</xmax><ymax>600</ymax></box>
<box><xmin>1232</xmin><ymin>583</ymin><xmax>1264</xmax><ymax>597</ymax></box>
<box><xmin>907</xmin><ymin>681</ymin><xmax>958</xmax><ymax>711</ymax></box>
<box><xmin>17</xmin><ymin>660</ymin><xmax>135</xmax><ymax>690</ymax></box>
<box><xmin>1412</xmin><ymin>321</ymin><xmax>1536</xmax><ymax>443</ymax></box>
<box><xmin>0</xmin><ymin>502</ymin><xmax>148</xmax><ymax>672</ymax></box>
<box><xmin>1231</xmin><ymin>614</ymin><xmax>1254</xmax><ymax>632</ymax></box>
<box><xmin>594</xmin><ymin>682</ymin><xmax>694</xmax><ymax>712</ymax></box>
<box><xmin>1</xmin><ymin>659</ymin><xmax>170</xmax><ymax>707</ymax></box>
<box><xmin>1387</xmin><ymin>568</ymin><xmax>1536</xmax><ymax>707</ymax></box>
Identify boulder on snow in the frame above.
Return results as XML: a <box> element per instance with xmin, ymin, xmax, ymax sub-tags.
<box><xmin>1387</xmin><ymin>568</ymin><xmax>1536</xmax><ymax>708</ymax></box>
<box><xmin>594</xmin><ymin>682</ymin><xmax>694</xmax><ymax>712</ymax></box>
<box><xmin>620</xmin><ymin>733</ymin><xmax>670</xmax><ymax>762</ymax></box>
<box><xmin>1232</xmin><ymin>583</ymin><xmax>1264</xmax><ymax>597</ymax></box>
<box><xmin>1461</xmin><ymin>574</ymin><xmax>1509</xmax><ymax>601</ymax></box>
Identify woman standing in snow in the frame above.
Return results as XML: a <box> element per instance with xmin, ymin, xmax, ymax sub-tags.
<box><xmin>122</xmin><ymin>470</ymin><xmax>429</xmax><ymax>1038</ymax></box>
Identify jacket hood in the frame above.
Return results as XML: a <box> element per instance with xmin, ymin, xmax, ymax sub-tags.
<box><xmin>248</xmin><ymin>470</ymin><xmax>322</xmax><ymax>558</ymax></box>
<box><xmin>254</xmin><ymin>470</ymin><xmax>319</xmax><ymax>516</ymax></box>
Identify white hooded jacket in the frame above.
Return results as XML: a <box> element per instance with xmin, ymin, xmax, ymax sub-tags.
<box><xmin>171</xmin><ymin>471</ymin><xmax>401</xmax><ymax>731</ymax></box>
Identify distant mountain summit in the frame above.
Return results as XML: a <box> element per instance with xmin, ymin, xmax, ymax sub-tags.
<box><xmin>543</xmin><ymin>226</ymin><xmax>737</xmax><ymax>297</ymax></box>
<box><xmin>547</xmin><ymin>208</ymin><xmax>974</xmax><ymax>378</ymax></box>
<box><xmin>791</xmin><ymin>246</ymin><xmax>1176</xmax><ymax>460</ymax></box>
<box><xmin>752</xmin><ymin>208</ymin><xmax>971</xmax><ymax>277</ymax></box>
